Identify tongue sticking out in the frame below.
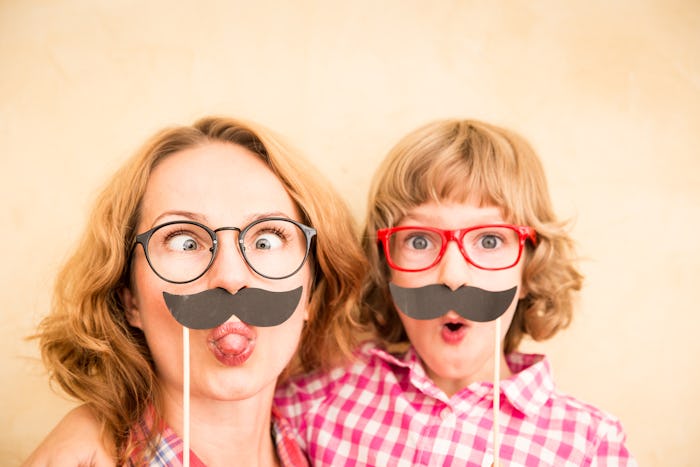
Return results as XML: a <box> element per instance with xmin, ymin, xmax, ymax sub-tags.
<box><xmin>216</xmin><ymin>333</ymin><xmax>249</xmax><ymax>355</ymax></box>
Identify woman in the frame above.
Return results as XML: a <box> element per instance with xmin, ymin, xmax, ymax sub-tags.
<box><xmin>23</xmin><ymin>116</ymin><xmax>366</xmax><ymax>466</ymax></box>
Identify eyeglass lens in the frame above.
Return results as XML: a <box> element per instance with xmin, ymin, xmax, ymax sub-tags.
<box><xmin>144</xmin><ymin>219</ymin><xmax>309</xmax><ymax>282</ymax></box>
<box><xmin>386</xmin><ymin>226</ymin><xmax>522</xmax><ymax>270</ymax></box>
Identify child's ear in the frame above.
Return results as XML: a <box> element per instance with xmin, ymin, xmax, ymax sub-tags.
<box><xmin>518</xmin><ymin>286</ymin><xmax>527</xmax><ymax>299</ymax></box>
<box><xmin>121</xmin><ymin>287</ymin><xmax>143</xmax><ymax>329</ymax></box>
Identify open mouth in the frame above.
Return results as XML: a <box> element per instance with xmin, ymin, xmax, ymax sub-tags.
<box><xmin>444</xmin><ymin>322</ymin><xmax>464</xmax><ymax>332</ymax></box>
<box><xmin>441</xmin><ymin>320</ymin><xmax>468</xmax><ymax>344</ymax></box>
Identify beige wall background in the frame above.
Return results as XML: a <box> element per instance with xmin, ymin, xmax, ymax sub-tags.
<box><xmin>2</xmin><ymin>1</ymin><xmax>698</xmax><ymax>465</ymax></box>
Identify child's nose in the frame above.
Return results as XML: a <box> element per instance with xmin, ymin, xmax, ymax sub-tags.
<box><xmin>437</xmin><ymin>241</ymin><xmax>473</xmax><ymax>291</ymax></box>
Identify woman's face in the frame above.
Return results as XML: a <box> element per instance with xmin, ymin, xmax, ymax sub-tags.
<box><xmin>124</xmin><ymin>142</ymin><xmax>310</xmax><ymax>403</ymax></box>
<box><xmin>389</xmin><ymin>199</ymin><xmax>524</xmax><ymax>394</ymax></box>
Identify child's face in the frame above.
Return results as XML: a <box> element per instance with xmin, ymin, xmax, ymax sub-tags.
<box><xmin>389</xmin><ymin>199</ymin><xmax>524</xmax><ymax>394</ymax></box>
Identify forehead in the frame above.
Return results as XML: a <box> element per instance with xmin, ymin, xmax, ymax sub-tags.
<box><xmin>139</xmin><ymin>142</ymin><xmax>299</xmax><ymax>228</ymax></box>
<box><xmin>398</xmin><ymin>199</ymin><xmax>506</xmax><ymax>229</ymax></box>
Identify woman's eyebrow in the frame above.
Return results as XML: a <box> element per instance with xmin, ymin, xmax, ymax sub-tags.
<box><xmin>149</xmin><ymin>210</ymin><xmax>297</xmax><ymax>228</ymax></box>
<box><xmin>150</xmin><ymin>210</ymin><xmax>207</xmax><ymax>227</ymax></box>
<box><xmin>247</xmin><ymin>210</ymin><xmax>295</xmax><ymax>221</ymax></box>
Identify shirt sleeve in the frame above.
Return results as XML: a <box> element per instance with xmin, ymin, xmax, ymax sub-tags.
<box><xmin>589</xmin><ymin>418</ymin><xmax>638</xmax><ymax>467</ymax></box>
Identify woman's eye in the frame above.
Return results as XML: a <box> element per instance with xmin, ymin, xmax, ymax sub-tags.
<box><xmin>254</xmin><ymin>233</ymin><xmax>283</xmax><ymax>250</ymax></box>
<box><xmin>167</xmin><ymin>235</ymin><xmax>199</xmax><ymax>251</ymax></box>
<box><xmin>479</xmin><ymin>235</ymin><xmax>501</xmax><ymax>249</ymax></box>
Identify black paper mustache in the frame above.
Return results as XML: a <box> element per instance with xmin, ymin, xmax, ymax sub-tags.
<box><xmin>162</xmin><ymin>286</ymin><xmax>303</xmax><ymax>329</ymax></box>
<box><xmin>388</xmin><ymin>283</ymin><xmax>518</xmax><ymax>322</ymax></box>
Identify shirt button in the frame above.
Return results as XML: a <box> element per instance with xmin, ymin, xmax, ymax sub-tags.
<box><xmin>440</xmin><ymin>407</ymin><xmax>453</xmax><ymax>421</ymax></box>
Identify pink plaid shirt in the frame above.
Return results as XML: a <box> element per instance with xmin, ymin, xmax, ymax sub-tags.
<box><xmin>275</xmin><ymin>342</ymin><xmax>636</xmax><ymax>466</ymax></box>
<box><xmin>128</xmin><ymin>405</ymin><xmax>309</xmax><ymax>466</ymax></box>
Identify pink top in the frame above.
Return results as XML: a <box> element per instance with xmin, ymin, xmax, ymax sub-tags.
<box><xmin>128</xmin><ymin>406</ymin><xmax>309</xmax><ymax>466</ymax></box>
<box><xmin>275</xmin><ymin>342</ymin><xmax>636</xmax><ymax>466</ymax></box>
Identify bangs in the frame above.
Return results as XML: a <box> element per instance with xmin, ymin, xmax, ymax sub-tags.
<box><xmin>419</xmin><ymin>151</ymin><xmax>504</xmax><ymax>209</ymax></box>
<box><xmin>379</xmin><ymin>121</ymin><xmax>525</xmax><ymax>224</ymax></box>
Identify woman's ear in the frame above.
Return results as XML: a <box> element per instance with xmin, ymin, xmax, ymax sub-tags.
<box><xmin>302</xmin><ymin>288</ymin><xmax>310</xmax><ymax>322</ymax></box>
<box><xmin>121</xmin><ymin>287</ymin><xmax>143</xmax><ymax>329</ymax></box>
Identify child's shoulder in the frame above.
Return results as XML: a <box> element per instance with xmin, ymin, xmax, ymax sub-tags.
<box><xmin>507</xmin><ymin>352</ymin><xmax>623</xmax><ymax>423</ymax></box>
<box><xmin>549</xmin><ymin>387</ymin><xmax>625</xmax><ymax>431</ymax></box>
<box><xmin>276</xmin><ymin>341</ymin><xmax>408</xmax><ymax>402</ymax></box>
<box><xmin>505</xmin><ymin>351</ymin><xmax>631</xmax><ymax>463</ymax></box>
<box><xmin>547</xmin><ymin>388</ymin><xmax>632</xmax><ymax>461</ymax></box>
<box><xmin>276</xmin><ymin>341</ymin><xmax>395</xmax><ymax>400</ymax></box>
<box><xmin>510</xmin><ymin>352</ymin><xmax>626</xmax><ymax>438</ymax></box>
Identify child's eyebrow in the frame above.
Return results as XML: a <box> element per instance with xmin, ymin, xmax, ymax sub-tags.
<box><xmin>400</xmin><ymin>212</ymin><xmax>506</xmax><ymax>226</ymax></box>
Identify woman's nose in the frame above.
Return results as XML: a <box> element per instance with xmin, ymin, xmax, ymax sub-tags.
<box><xmin>205</xmin><ymin>234</ymin><xmax>251</xmax><ymax>293</ymax></box>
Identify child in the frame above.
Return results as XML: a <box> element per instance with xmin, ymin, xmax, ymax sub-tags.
<box><xmin>277</xmin><ymin>118</ymin><xmax>636</xmax><ymax>466</ymax></box>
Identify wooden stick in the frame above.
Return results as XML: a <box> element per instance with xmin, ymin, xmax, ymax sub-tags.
<box><xmin>183</xmin><ymin>327</ymin><xmax>190</xmax><ymax>467</ymax></box>
<box><xmin>493</xmin><ymin>316</ymin><xmax>501</xmax><ymax>467</ymax></box>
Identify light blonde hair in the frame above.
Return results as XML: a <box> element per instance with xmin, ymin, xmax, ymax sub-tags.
<box><xmin>36</xmin><ymin>116</ymin><xmax>367</xmax><ymax>463</ymax></box>
<box><xmin>361</xmin><ymin>119</ymin><xmax>583</xmax><ymax>354</ymax></box>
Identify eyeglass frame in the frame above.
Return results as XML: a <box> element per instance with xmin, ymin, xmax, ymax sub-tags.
<box><xmin>133</xmin><ymin>217</ymin><xmax>317</xmax><ymax>284</ymax></box>
<box><xmin>377</xmin><ymin>224</ymin><xmax>537</xmax><ymax>272</ymax></box>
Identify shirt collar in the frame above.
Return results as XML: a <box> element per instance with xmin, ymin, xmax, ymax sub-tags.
<box><xmin>370</xmin><ymin>344</ymin><xmax>555</xmax><ymax>418</ymax></box>
<box><xmin>501</xmin><ymin>352</ymin><xmax>554</xmax><ymax>417</ymax></box>
<box><xmin>271</xmin><ymin>406</ymin><xmax>310</xmax><ymax>467</ymax></box>
<box><xmin>368</xmin><ymin>344</ymin><xmax>447</xmax><ymax>399</ymax></box>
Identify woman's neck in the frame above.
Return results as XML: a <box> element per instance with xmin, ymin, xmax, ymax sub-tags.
<box><xmin>161</xmin><ymin>385</ymin><xmax>280</xmax><ymax>467</ymax></box>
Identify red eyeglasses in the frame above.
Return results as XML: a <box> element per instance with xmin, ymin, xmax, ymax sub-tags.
<box><xmin>377</xmin><ymin>224</ymin><xmax>537</xmax><ymax>272</ymax></box>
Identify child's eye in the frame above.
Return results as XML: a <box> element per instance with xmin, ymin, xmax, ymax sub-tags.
<box><xmin>408</xmin><ymin>235</ymin><xmax>431</xmax><ymax>250</ymax></box>
<box><xmin>478</xmin><ymin>234</ymin><xmax>502</xmax><ymax>249</ymax></box>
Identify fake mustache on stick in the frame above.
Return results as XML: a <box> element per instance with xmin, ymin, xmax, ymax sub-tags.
<box><xmin>163</xmin><ymin>286</ymin><xmax>303</xmax><ymax>329</ymax></box>
<box><xmin>388</xmin><ymin>283</ymin><xmax>518</xmax><ymax>322</ymax></box>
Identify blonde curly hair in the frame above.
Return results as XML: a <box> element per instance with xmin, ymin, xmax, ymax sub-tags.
<box><xmin>361</xmin><ymin>119</ymin><xmax>583</xmax><ymax>354</ymax></box>
<box><xmin>36</xmin><ymin>116</ymin><xmax>367</xmax><ymax>463</ymax></box>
